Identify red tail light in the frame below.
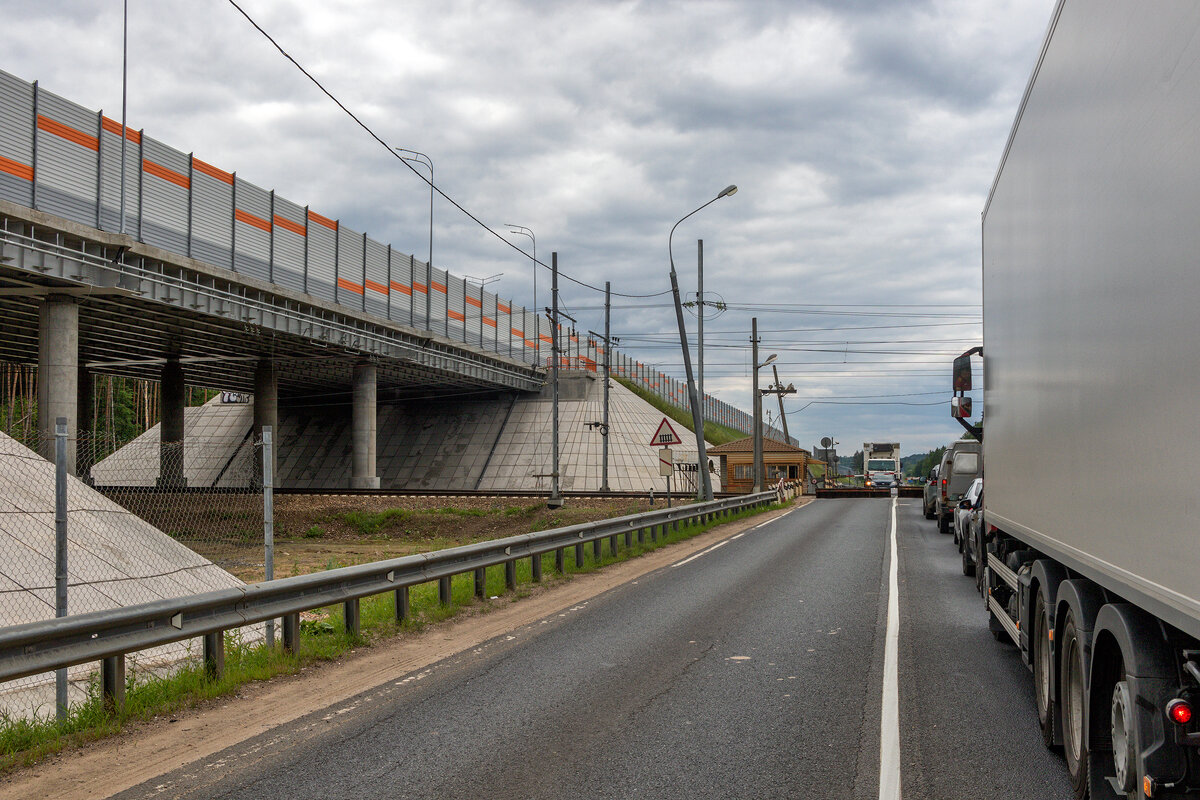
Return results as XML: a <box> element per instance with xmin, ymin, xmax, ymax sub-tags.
<box><xmin>1167</xmin><ymin>698</ymin><xmax>1193</xmax><ymax>725</ymax></box>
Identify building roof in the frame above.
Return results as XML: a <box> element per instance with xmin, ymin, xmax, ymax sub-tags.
<box><xmin>708</xmin><ymin>437</ymin><xmax>811</xmax><ymax>456</ymax></box>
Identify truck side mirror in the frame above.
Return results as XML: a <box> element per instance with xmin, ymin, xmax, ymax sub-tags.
<box><xmin>951</xmin><ymin>396</ymin><xmax>972</xmax><ymax>419</ymax></box>
<box><xmin>953</xmin><ymin>354</ymin><xmax>973</xmax><ymax>392</ymax></box>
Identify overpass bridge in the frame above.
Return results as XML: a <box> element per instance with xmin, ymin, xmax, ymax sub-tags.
<box><xmin>0</xmin><ymin>68</ymin><xmax>768</xmax><ymax>488</ymax></box>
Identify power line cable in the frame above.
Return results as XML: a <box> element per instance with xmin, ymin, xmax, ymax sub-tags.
<box><xmin>225</xmin><ymin>0</ymin><xmax>668</xmax><ymax>300</ymax></box>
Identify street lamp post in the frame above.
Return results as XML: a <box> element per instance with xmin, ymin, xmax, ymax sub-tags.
<box><xmin>395</xmin><ymin>148</ymin><xmax>434</xmax><ymax>332</ymax></box>
<box><xmin>505</xmin><ymin>225</ymin><xmax>536</xmax><ymax>364</ymax></box>
<box><xmin>668</xmin><ymin>184</ymin><xmax>737</xmax><ymax>501</ymax></box>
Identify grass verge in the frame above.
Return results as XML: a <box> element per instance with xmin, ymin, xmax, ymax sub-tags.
<box><xmin>0</xmin><ymin>499</ymin><xmax>789</xmax><ymax>772</ymax></box>
<box><xmin>613</xmin><ymin>377</ymin><xmax>747</xmax><ymax>446</ymax></box>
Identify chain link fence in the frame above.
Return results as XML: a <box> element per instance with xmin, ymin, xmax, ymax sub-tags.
<box><xmin>0</xmin><ymin>423</ymin><xmax>271</xmax><ymax>723</ymax></box>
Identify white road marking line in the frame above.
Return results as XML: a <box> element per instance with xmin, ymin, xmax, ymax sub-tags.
<box><xmin>879</xmin><ymin>496</ymin><xmax>902</xmax><ymax>800</ymax></box>
<box><xmin>731</xmin><ymin>533</ymin><xmax>745</xmax><ymax>540</ymax></box>
<box><xmin>670</xmin><ymin>539</ymin><xmax>729</xmax><ymax>568</ymax></box>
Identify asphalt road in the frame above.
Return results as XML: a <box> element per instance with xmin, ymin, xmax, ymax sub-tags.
<box><xmin>112</xmin><ymin>498</ymin><xmax>1073</xmax><ymax>799</ymax></box>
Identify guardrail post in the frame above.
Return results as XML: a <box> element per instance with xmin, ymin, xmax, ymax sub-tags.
<box><xmin>505</xmin><ymin>560</ymin><xmax>516</xmax><ymax>590</ymax></box>
<box><xmin>439</xmin><ymin>576</ymin><xmax>452</xmax><ymax>605</ymax></box>
<box><xmin>474</xmin><ymin>567</ymin><xmax>486</xmax><ymax>598</ymax></box>
<box><xmin>624</xmin><ymin>530</ymin><xmax>632</xmax><ymax>548</ymax></box>
<box><xmin>637</xmin><ymin>527</ymin><xmax>645</xmax><ymax>544</ymax></box>
<box><xmin>574</xmin><ymin>542</ymin><xmax>584</xmax><ymax>568</ymax></box>
<box><xmin>555</xmin><ymin>547</ymin><xmax>565</xmax><ymax>573</ymax></box>
<box><xmin>395</xmin><ymin>586</ymin><xmax>409</xmax><ymax>623</ymax></box>
<box><xmin>204</xmin><ymin>631</ymin><xmax>225</xmax><ymax>680</ymax></box>
<box><xmin>101</xmin><ymin>654</ymin><xmax>125</xmax><ymax>715</ymax></box>
<box><xmin>592</xmin><ymin>538</ymin><xmax>601</xmax><ymax>561</ymax></box>
<box><xmin>282</xmin><ymin>613</ymin><xmax>299</xmax><ymax>653</ymax></box>
<box><xmin>532</xmin><ymin>553</ymin><xmax>543</xmax><ymax>582</ymax></box>
<box><xmin>609</xmin><ymin>534</ymin><xmax>618</xmax><ymax>557</ymax></box>
<box><xmin>344</xmin><ymin>599</ymin><xmax>360</xmax><ymax>637</ymax></box>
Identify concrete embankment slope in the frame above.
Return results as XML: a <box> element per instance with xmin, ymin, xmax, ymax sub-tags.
<box><xmin>102</xmin><ymin>372</ymin><xmax>721</xmax><ymax>492</ymax></box>
<box><xmin>0</xmin><ymin>432</ymin><xmax>256</xmax><ymax>718</ymax></box>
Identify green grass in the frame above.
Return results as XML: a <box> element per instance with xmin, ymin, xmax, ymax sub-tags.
<box><xmin>339</xmin><ymin>508</ymin><xmax>410</xmax><ymax>536</ymax></box>
<box><xmin>613</xmin><ymin>377</ymin><xmax>748</xmax><ymax>446</ymax></box>
<box><xmin>0</xmin><ymin>499</ymin><xmax>789</xmax><ymax>771</ymax></box>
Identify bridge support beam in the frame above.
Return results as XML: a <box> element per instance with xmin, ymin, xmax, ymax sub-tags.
<box><xmin>351</xmin><ymin>362</ymin><xmax>379</xmax><ymax>490</ymax></box>
<box><xmin>38</xmin><ymin>296</ymin><xmax>78</xmax><ymax>473</ymax></box>
<box><xmin>254</xmin><ymin>358</ymin><xmax>278</xmax><ymax>481</ymax></box>
<box><xmin>158</xmin><ymin>356</ymin><xmax>186</xmax><ymax>488</ymax></box>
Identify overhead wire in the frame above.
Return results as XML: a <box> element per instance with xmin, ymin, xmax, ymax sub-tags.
<box><xmin>225</xmin><ymin>0</ymin><xmax>669</xmax><ymax>300</ymax></box>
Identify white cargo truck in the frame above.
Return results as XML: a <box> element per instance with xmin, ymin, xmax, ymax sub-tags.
<box><xmin>956</xmin><ymin>2</ymin><xmax>1200</xmax><ymax>797</ymax></box>
<box><xmin>862</xmin><ymin>442</ymin><xmax>900</xmax><ymax>489</ymax></box>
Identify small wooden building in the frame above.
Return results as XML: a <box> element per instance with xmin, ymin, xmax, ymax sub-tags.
<box><xmin>708</xmin><ymin>437</ymin><xmax>813</xmax><ymax>493</ymax></box>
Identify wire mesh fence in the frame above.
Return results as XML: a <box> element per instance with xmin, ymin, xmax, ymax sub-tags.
<box><xmin>0</xmin><ymin>424</ymin><xmax>269</xmax><ymax>722</ymax></box>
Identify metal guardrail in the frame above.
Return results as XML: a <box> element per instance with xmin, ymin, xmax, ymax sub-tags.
<box><xmin>0</xmin><ymin>490</ymin><xmax>780</xmax><ymax>690</ymax></box>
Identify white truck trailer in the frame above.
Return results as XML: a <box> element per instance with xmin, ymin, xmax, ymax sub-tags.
<box><xmin>956</xmin><ymin>2</ymin><xmax>1200</xmax><ymax>797</ymax></box>
<box><xmin>862</xmin><ymin>442</ymin><xmax>900</xmax><ymax>488</ymax></box>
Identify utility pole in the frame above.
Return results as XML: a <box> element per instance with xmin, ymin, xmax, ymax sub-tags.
<box><xmin>601</xmin><ymin>282</ymin><xmax>611</xmax><ymax>492</ymax></box>
<box><xmin>752</xmin><ymin>318</ymin><xmax>763</xmax><ymax>493</ymax></box>
<box><xmin>772</xmin><ymin>364</ymin><xmax>791</xmax><ymax>444</ymax></box>
<box><xmin>548</xmin><ymin>253</ymin><xmax>563</xmax><ymax>508</ymax></box>
<box><xmin>697</xmin><ymin>239</ymin><xmax>704</xmax><ymax>404</ymax></box>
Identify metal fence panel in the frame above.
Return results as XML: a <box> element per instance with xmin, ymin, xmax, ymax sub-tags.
<box><xmin>336</xmin><ymin>224</ymin><xmax>364</xmax><ymax>309</ymax></box>
<box><xmin>33</xmin><ymin>86</ymin><xmax>98</xmax><ymax>225</ymax></box>
<box><xmin>188</xmin><ymin>155</ymin><xmax>234</xmax><ymax>270</ymax></box>
<box><xmin>306</xmin><ymin>211</ymin><xmax>337</xmax><ymax>303</ymax></box>
<box><xmin>233</xmin><ymin>178</ymin><xmax>271</xmax><ymax>282</ymax></box>
<box><xmin>387</xmin><ymin>251</ymin><xmax>413</xmax><ymax>327</ymax></box>
<box><xmin>140</xmin><ymin>135</ymin><xmax>189</xmax><ymax>255</ymax></box>
<box><xmin>430</xmin><ymin>267</ymin><xmax>449</xmax><ymax>337</ymax></box>
<box><xmin>480</xmin><ymin>288</ymin><xmax>497</xmax><ymax>353</ymax></box>
<box><xmin>0</xmin><ymin>70</ymin><xmax>34</xmax><ymax>207</ymax></box>
<box><xmin>271</xmin><ymin>195</ymin><xmax>306</xmax><ymax>293</ymax></box>
<box><xmin>364</xmin><ymin>236</ymin><xmax>388</xmax><ymax>319</ymax></box>
<box><xmin>447</xmin><ymin>274</ymin><xmax>465</xmax><ymax>342</ymax></box>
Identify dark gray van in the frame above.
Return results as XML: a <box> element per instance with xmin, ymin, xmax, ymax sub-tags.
<box><xmin>935</xmin><ymin>440</ymin><xmax>981</xmax><ymax>533</ymax></box>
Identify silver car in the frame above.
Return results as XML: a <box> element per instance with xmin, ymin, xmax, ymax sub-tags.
<box><xmin>954</xmin><ymin>477</ymin><xmax>983</xmax><ymax>547</ymax></box>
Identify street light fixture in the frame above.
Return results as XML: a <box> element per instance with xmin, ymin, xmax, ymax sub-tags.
<box><xmin>506</xmin><ymin>225</ymin><xmax>537</xmax><ymax>365</ymax></box>
<box><xmin>668</xmin><ymin>184</ymin><xmax>738</xmax><ymax>501</ymax></box>
<box><xmin>395</xmin><ymin>148</ymin><xmax>434</xmax><ymax>331</ymax></box>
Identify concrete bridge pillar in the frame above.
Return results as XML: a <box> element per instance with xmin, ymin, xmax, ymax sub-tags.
<box><xmin>158</xmin><ymin>356</ymin><xmax>186</xmax><ymax>488</ymax></box>
<box><xmin>351</xmin><ymin>362</ymin><xmax>379</xmax><ymax>490</ymax></box>
<box><xmin>37</xmin><ymin>296</ymin><xmax>78</xmax><ymax>473</ymax></box>
<box><xmin>254</xmin><ymin>358</ymin><xmax>278</xmax><ymax>483</ymax></box>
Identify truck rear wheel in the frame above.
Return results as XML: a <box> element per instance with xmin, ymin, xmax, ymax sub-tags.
<box><xmin>1060</xmin><ymin>611</ymin><xmax>1090</xmax><ymax>799</ymax></box>
<box><xmin>1033</xmin><ymin>592</ymin><xmax>1058</xmax><ymax>749</ymax></box>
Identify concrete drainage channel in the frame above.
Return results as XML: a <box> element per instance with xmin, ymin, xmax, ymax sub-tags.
<box><xmin>0</xmin><ymin>489</ymin><xmax>787</xmax><ymax>715</ymax></box>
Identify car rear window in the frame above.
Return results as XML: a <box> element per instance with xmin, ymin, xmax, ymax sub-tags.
<box><xmin>952</xmin><ymin>452</ymin><xmax>979</xmax><ymax>474</ymax></box>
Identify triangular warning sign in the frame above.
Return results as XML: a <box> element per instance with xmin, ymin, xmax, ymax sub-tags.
<box><xmin>649</xmin><ymin>417</ymin><xmax>683</xmax><ymax>446</ymax></box>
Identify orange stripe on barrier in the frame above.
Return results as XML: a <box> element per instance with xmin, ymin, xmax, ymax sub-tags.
<box><xmin>365</xmin><ymin>279</ymin><xmax>387</xmax><ymax>295</ymax></box>
<box><xmin>274</xmin><ymin>215</ymin><xmax>306</xmax><ymax>237</ymax></box>
<box><xmin>465</xmin><ymin>296</ymin><xmax>482</xmax><ymax>308</ymax></box>
<box><xmin>390</xmin><ymin>281</ymin><xmax>412</xmax><ymax>296</ymax></box>
<box><xmin>511</xmin><ymin>328</ymin><xmax>524</xmax><ymax>338</ymax></box>
<box><xmin>307</xmin><ymin>210</ymin><xmax>337</xmax><ymax>231</ymax></box>
<box><xmin>448</xmin><ymin>309</ymin><xmax>465</xmax><ymax>322</ymax></box>
<box><xmin>235</xmin><ymin>208</ymin><xmax>271</xmax><ymax>233</ymax></box>
<box><xmin>337</xmin><ymin>277</ymin><xmax>364</xmax><ymax>295</ymax></box>
<box><xmin>413</xmin><ymin>281</ymin><xmax>428</xmax><ymax>294</ymax></box>
<box><xmin>143</xmin><ymin>158</ymin><xmax>189</xmax><ymax>189</ymax></box>
<box><xmin>431</xmin><ymin>281</ymin><xmax>447</xmax><ymax>294</ymax></box>
<box><xmin>38</xmin><ymin>115</ymin><xmax>98</xmax><ymax>151</ymax></box>
<box><xmin>498</xmin><ymin>302</ymin><xmax>511</xmax><ymax>314</ymax></box>
<box><xmin>192</xmin><ymin>156</ymin><xmax>233</xmax><ymax>185</ymax></box>
<box><xmin>483</xmin><ymin>317</ymin><xmax>496</xmax><ymax>328</ymax></box>
<box><xmin>539</xmin><ymin>334</ymin><xmax>552</xmax><ymax>344</ymax></box>
<box><xmin>101</xmin><ymin>116</ymin><xmax>140</xmax><ymax>143</ymax></box>
<box><xmin>524</xmin><ymin>339</ymin><xmax>537</xmax><ymax>349</ymax></box>
<box><xmin>0</xmin><ymin>155</ymin><xmax>33</xmax><ymax>182</ymax></box>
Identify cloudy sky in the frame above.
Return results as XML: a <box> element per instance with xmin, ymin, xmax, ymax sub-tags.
<box><xmin>8</xmin><ymin>0</ymin><xmax>1053</xmax><ymax>458</ymax></box>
